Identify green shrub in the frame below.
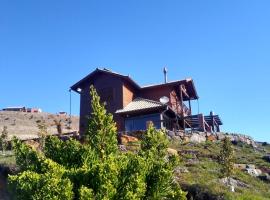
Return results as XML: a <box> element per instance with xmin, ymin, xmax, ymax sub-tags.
<box><xmin>79</xmin><ymin>186</ymin><xmax>94</xmax><ymax>200</ymax></box>
<box><xmin>8</xmin><ymin>86</ymin><xmax>187</xmax><ymax>200</ymax></box>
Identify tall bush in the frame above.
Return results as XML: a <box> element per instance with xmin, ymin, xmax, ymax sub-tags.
<box><xmin>9</xmin><ymin>86</ymin><xmax>187</xmax><ymax>200</ymax></box>
<box><xmin>219</xmin><ymin>136</ymin><xmax>235</xmax><ymax>178</ymax></box>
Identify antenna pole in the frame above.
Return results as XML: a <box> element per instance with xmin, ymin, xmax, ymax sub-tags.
<box><xmin>69</xmin><ymin>89</ymin><xmax>72</xmax><ymax>128</ymax></box>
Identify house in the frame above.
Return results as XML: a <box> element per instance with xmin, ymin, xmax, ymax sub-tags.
<box><xmin>71</xmin><ymin>68</ymin><xmax>222</xmax><ymax>134</ymax></box>
<box><xmin>2</xmin><ymin>106</ymin><xmax>26</xmax><ymax>112</ymax></box>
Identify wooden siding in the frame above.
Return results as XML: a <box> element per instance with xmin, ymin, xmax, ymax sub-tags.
<box><xmin>78</xmin><ymin>72</ymin><xmax>125</xmax><ymax>133</ymax></box>
<box><xmin>122</xmin><ymin>82</ymin><xmax>136</xmax><ymax>108</ymax></box>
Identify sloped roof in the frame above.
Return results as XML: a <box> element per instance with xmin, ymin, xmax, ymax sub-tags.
<box><xmin>70</xmin><ymin>68</ymin><xmax>198</xmax><ymax>100</ymax></box>
<box><xmin>70</xmin><ymin>68</ymin><xmax>140</xmax><ymax>92</ymax></box>
<box><xmin>141</xmin><ymin>78</ymin><xmax>199</xmax><ymax>100</ymax></box>
<box><xmin>116</xmin><ymin>98</ymin><xmax>166</xmax><ymax>114</ymax></box>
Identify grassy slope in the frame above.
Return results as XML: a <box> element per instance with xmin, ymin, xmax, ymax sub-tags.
<box><xmin>0</xmin><ymin>140</ymin><xmax>270</xmax><ymax>200</ymax></box>
<box><xmin>170</xmin><ymin>141</ymin><xmax>270</xmax><ymax>200</ymax></box>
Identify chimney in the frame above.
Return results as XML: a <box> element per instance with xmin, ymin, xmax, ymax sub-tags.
<box><xmin>163</xmin><ymin>67</ymin><xmax>168</xmax><ymax>83</ymax></box>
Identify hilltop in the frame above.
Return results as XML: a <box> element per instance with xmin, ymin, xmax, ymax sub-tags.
<box><xmin>0</xmin><ymin>111</ymin><xmax>79</xmax><ymax>140</ymax></box>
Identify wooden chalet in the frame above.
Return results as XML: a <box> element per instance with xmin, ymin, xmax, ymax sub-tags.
<box><xmin>71</xmin><ymin>68</ymin><xmax>222</xmax><ymax>134</ymax></box>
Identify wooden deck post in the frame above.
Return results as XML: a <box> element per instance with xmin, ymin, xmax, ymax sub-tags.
<box><xmin>179</xmin><ymin>84</ymin><xmax>185</xmax><ymax>130</ymax></box>
<box><xmin>188</xmin><ymin>99</ymin><xmax>192</xmax><ymax>115</ymax></box>
<box><xmin>198</xmin><ymin>114</ymin><xmax>206</xmax><ymax>132</ymax></box>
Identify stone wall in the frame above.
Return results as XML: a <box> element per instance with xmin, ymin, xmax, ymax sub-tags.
<box><xmin>165</xmin><ymin>130</ymin><xmax>257</xmax><ymax>147</ymax></box>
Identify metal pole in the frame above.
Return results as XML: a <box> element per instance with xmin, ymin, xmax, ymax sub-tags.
<box><xmin>69</xmin><ymin>89</ymin><xmax>72</xmax><ymax>128</ymax></box>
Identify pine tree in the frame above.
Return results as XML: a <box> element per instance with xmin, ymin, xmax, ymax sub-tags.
<box><xmin>219</xmin><ymin>136</ymin><xmax>234</xmax><ymax>178</ymax></box>
<box><xmin>0</xmin><ymin>126</ymin><xmax>8</xmax><ymax>154</ymax></box>
<box><xmin>85</xmin><ymin>85</ymin><xmax>118</xmax><ymax>159</ymax></box>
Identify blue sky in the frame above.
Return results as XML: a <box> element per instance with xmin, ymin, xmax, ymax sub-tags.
<box><xmin>1</xmin><ymin>0</ymin><xmax>270</xmax><ymax>142</ymax></box>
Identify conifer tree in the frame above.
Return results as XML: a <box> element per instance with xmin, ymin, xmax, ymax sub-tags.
<box><xmin>219</xmin><ymin>136</ymin><xmax>234</xmax><ymax>178</ymax></box>
<box><xmin>85</xmin><ymin>85</ymin><xmax>118</xmax><ymax>159</ymax></box>
<box><xmin>0</xmin><ymin>126</ymin><xmax>8</xmax><ymax>154</ymax></box>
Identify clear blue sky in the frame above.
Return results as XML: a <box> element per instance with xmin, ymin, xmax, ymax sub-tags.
<box><xmin>1</xmin><ymin>0</ymin><xmax>270</xmax><ymax>142</ymax></box>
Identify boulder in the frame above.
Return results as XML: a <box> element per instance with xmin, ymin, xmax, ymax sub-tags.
<box><xmin>167</xmin><ymin>148</ymin><xmax>178</xmax><ymax>156</ymax></box>
<box><xmin>172</xmin><ymin>136</ymin><xmax>181</xmax><ymax>141</ymax></box>
<box><xmin>234</xmin><ymin>164</ymin><xmax>247</xmax><ymax>170</ymax></box>
<box><xmin>220</xmin><ymin>177</ymin><xmax>249</xmax><ymax>189</ymax></box>
<box><xmin>189</xmin><ymin>133</ymin><xmax>206</xmax><ymax>143</ymax></box>
<box><xmin>246</xmin><ymin>164</ymin><xmax>256</xmax><ymax>169</ymax></box>
<box><xmin>217</xmin><ymin>133</ymin><xmax>226</xmax><ymax>141</ymax></box>
<box><xmin>120</xmin><ymin>135</ymin><xmax>138</xmax><ymax>144</ymax></box>
<box><xmin>263</xmin><ymin>154</ymin><xmax>270</xmax><ymax>163</ymax></box>
<box><xmin>118</xmin><ymin>145</ymin><xmax>127</xmax><ymax>152</ymax></box>
<box><xmin>175</xmin><ymin>131</ymin><xmax>184</xmax><ymax>137</ymax></box>
<box><xmin>246</xmin><ymin>168</ymin><xmax>262</xmax><ymax>177</ymax></box>
<box><xmin>207</xmin><ymin>134</ymin><xmax>217</xmax><ymax>142</ymax></box>
<box><xmin>167</xmin><ymin>131</ymin><xmax>175</xmax><ymax>138</ymax></box>
<box><xmin>259</xmin><ymin>173</ymin><xmax>270</xmax><ymax>182</ymax></box>
<box><xmin>183</xmin><ymin>136</ymin><xmax>190</xmax><ymax>143</ymax></box>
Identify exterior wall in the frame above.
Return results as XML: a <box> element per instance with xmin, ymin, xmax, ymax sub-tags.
<box><xmin>122</xmin><ymin>82</ymin><xmax>136</xmax><ymax>107</ymax></box>
<box><xmin>140</xmin><ymin>86</ymin><xmax>173</xmax><ymax>104</ymax></box>
<box><xmin>140</xmin><ymin>86</ymin><xmax>190</xmax><ymax>116</ymax></box>
<box><xmin>141</xmin><ymin>86</ymin><xmax>181</xmax><ymax>114</ymax></box>
<box><xmin>79</xmin><ymin>73</ymin><xmax>125</xmax><ymax>134</ymax></box>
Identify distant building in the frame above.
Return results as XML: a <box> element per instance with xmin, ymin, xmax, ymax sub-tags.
<box><xmin>59</xmin><ymin>111</ymin><xmax>67</xmax><ymax>115</ymax></box>
<box><xmin>71</xmin><ymin>68</ymin><xmax>223</xmax><ymax>134</ymax></box>
<box><xmin>2</xmin><ymin>107</ymin><xmax>42</xmax><ymax>113</ymax></box>
<box><xmin>3</xmin><ymin>106</ymin><xmax>26</xmax><ymax>112</ymax></box>
<box><xmin>26</xmin><ymin>108</ymin><xmax>42</xmax><ymax>113</ymax></box>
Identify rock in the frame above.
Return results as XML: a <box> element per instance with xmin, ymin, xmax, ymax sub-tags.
<box><xmin>246</xmin><ymin>168</ymin><xmax>262</xmax><ymax>177</ymax></box>
<box><xmin>175</xmin><ymin>131</ymin><xmax>184</xmax><ymax>137</ymax></box>
<box><xmin>118</xmin><ymin>145</ymin><xmax>127</xmax><ymax>152</ymax></box>
<box><xmin>263</xmin><ymin>154</ymin><xmax>270</xmax><ymax>163</ymax></box>
<box><xmin>246</xmin><ymin>164</ymin><xmax>256</xmax><ymax>169</ymax></box>
<box><xmin>259</xmin><ymin>173</ymin><xmax>270</xmax><ymax>182</ymax></box>
<box><xmin>167</xmin><ymin>131</ymin><xmax>175</xmax><ymax>137</ymax></box>
<box><xmin>174</xmin><ymin>166</ymin><xmax>189</xmax><ymax>174</ymax></box>
<box><xmin>189</xmin><ymin>133</ymin><xmax>206</xmax><ymax>143</ymax></box>
<box><xmin>183</xmin><ymin>136</ymin><xmax>190</xmax><ymax>143</ymax></box>
<box><xmin>220</xmin><ymin>177</ymin><xmax>249</xmax><ymax>189</ymax></box>
<box><xmin>217</xmin><ymin>133</ymin><xmax>226</xmax><ymax>141</ymax></box>
<box><xmin>207</xmin><ymin>134</ymin><xmax>217</xmax><ymax>142</ymax></box>
<box><xmin>172</xmin><ymin>136</ymin><xmax>181</xmax><ymax>141</ymax></box>
<box><xmin>234</xmin><ymin>164</ymin><xmax>247</xmax><ymax>170</ymax></box>
<box><xmin>120</xmin><ymin>135</ymin><xmax>138</xmax><ymax>144</ymax></box>
<box><xmin>167</xmin><ymin>148</ymin><xmax>178</xmax><ymax>156</ymax></box>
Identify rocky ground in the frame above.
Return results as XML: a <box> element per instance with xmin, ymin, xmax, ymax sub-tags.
<box><xmin>123</xmin><ymin>131</ymin><xmax>270</xmax><ymax>199</ymax></box>
<box><xmin>0</xmin><ymin>111</ymin><xmax>79</xmax><ymax>140</ymax></box>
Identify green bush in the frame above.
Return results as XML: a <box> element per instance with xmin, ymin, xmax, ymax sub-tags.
<box><xmin>8</xmin><ymin>86</ymin><xmax>187</xmax><ymax>200</ymax></box>
<box><xmin>9</xmin><ymin>170</ymin><xmax>74</xmax><ymax>200</ymax></box>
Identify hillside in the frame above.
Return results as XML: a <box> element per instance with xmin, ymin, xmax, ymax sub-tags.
<box><xmin>0</xmin><ymin>111</ymin><xmax>79</xmax><ymax>140</ymax></box>
<box><xmin>169</xmin><ymin>140</ymin><xmax>270</xmax><ymax>200</ymax></box>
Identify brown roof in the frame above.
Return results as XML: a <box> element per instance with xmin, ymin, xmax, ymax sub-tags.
<box><xmin>141</xmin><ymin>79</ymin><xmax>199</xmax><ymax>100</ymax></box>
<box><xmin>70</xmin><ymin>68</ymin><xmax>140</xmax><ymax>92</ymax></box>
<box><xmin>70</xmin><ymin>68</ymin><xmax>199</xmax><ymax>100</ymax></box>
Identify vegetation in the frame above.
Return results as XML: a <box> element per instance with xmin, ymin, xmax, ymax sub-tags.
<box><xmin>36</xmin><ymin>119</ymin><xmax>48</xmax><ymax>150</ymax></box>
<box><xmin>172</xmin><ymin>141</ymin><xmax>270</xmax><ymax>200</ymax></box>
<box><xmin>2</xmin><ymin>85</ymin><xmax>270</xmax><ymax>200</ymax></box>
<box><xmin>54</xmin><ymin>119</ymin><xmax>63</xmax><ymax>135</ymax></box>
<box><xmin>219</xmin><ymin>137</ymin><xmax>234</xmax><ymax>178</ymax></box>
<box><xmin>8</xmin><ymin>86</ymin><xmax>186</xmax><ymax>200</ymax></box>
<box><xmin>84</xmin><ymin>85</ymin><xmax>118</xmax><ymax>159</ymax></box>
<box><xmin>0</xmin><ymin>126</ymin><xmax>9</xmax><ymax>154</ymax></box>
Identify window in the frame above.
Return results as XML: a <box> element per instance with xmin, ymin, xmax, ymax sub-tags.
<box><xmin>125</xmin><ymin>113</ymin><xmax>161</xmax><ymax>132</ymax></box>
